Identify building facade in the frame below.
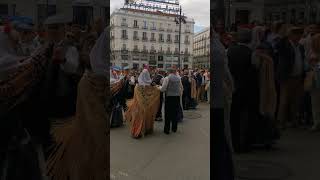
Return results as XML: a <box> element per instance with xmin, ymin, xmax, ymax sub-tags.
<box><xmin>226</xmin><ymin>0</ymin><xmax>320</xmax><ymax>25</ymax></box>
<box><xmin>110</xmin><ymin>8</ymin><xmax>194</xmax><ymax>69</ymax></box>
<box><xmin>0</xmin><ymin>0</ymin><xmax>108</xmax><ymax>26</ymax></box>
<box><xmin>193</xmin><ymin>27</ymin><xmax>210</xmax><ymax>69</ymax></box>
<box><xmin>228</xmin><ymin>0</ymin><xmax>265</xmax><ymax>24</ymax></box>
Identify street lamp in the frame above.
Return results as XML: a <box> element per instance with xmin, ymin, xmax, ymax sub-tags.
<box><xmin>174</xmin><ymin>6</ymin><xmax>186</xmax><ymax>69</ymax></box>
<box><xmin>46</xmin><ymin>0</ymin><xmax>49</xmax><ymax>18</ymax></box>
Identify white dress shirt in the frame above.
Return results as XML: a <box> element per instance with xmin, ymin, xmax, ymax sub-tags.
<box><xmin>60</xmin><ymin>46</ymin><xmax>79</xmax><ymax>74</ymax></box>
<box><xmin>158</xmin><ymin>74</ymin><xmax>183</xmax><ymax>95</ymax></box>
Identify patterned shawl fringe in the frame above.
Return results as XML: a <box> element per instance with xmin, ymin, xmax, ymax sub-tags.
<box><xmin>125</xmin><ymin>85</ymin><xmax>160</xmax><ymax>137</ymax></box>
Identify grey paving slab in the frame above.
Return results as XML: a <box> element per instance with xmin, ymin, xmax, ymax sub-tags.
<box><xmin>110</xmin><ymin>103</ymin><xmax>210</xmax><ymax>180</ymax></box>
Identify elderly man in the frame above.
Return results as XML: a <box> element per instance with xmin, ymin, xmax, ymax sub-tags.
<box><xmin>41</xmin><ymin>14</ymin><xmax>80</xmax><ymax>118</ymax></box>
<box><xmin>227</xmin><ymin>28</ymin><xmax>255</xmax><ymax>152</ymax></box>
<box><xmin>158</xmin><ymin>68</ymin><xmax>183</xmax><ymax>134</ymax></box>
<box><xmin>277</xmin><ymin>27</ymin><xmax>305</xmax><ymax>129</ymax></box>
<box><xmin>212</xmin><ymin>20</ymin><xmax>235</xmax><ymax>180</ymax></box>
<box><xmin>152</xmin><ymin>69</ymin><xmax>165</xmax><ymax>121</ymax></box>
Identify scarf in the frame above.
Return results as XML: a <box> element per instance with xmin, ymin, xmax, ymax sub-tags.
<box><xmin>253</xmin><ymin>53</ymin><xmax>277</xmax><ymax>117</ymax></box>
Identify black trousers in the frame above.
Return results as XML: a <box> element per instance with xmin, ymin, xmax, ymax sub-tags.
<box><xmin>164</xmin><ymin>96</ymin><xmax>180</xmax><ymax>133</ymax></box>
<box><xmin>212</xmin><ymin>108</ymin><xmax>235</xmax><ymax>180</ymax></box>
<box><xmin>156</xmin><ymin>92</ymin><xmax>163</xmax><ymax>118</ymax></box>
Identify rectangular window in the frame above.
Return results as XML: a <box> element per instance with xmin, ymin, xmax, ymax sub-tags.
<box><xmin>159</xmin><ymin>34</ymin><xmax>163</xmax><ymax>41</ymax></box>
<box><xmin>143</xmin><ymin>20</ymin><xmax>147</xmax><ymax>28</ymax></box>
<box><xmin>175</xmin><ymin>35</ymin><xmax>179</xmax><ymax>41</ymax></box>
<box><xmin>122</xmin><ymin>30</ymin><xmax>127</xmax><ymax>38</ymax></box>
<box><xmin>134</xmin><ymin>31</ymin><xmax>138</xmax><ymax>37</ymax></box>
<box><xmin>143</xmin><ymin>32</ymin><xmax>147</xmax><ymax>39</ymax></box>
<box><xmin>151</xmin><ymin>33</ymin><xmax>155</xmax><ymax>39</ymax></box>
<box><xmin>134</xmin><ymin>20</ymin><xmax>138</xmax><ymax>27</ymax></box>
<box><xmin>167</xmin><ymin>34</ymin><xmax>171</xmax><ymax>40</ymax></box>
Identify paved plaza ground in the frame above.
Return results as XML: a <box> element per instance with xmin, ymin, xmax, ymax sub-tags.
<box><xmin>110</xmin><ymin>102</ymin><xmax>210</xmax><ymax>180</ymax></box>
<box><xmin>235</xmin><ymin>128</ymin><xmax>320</xmax><ymax>180</ymax></box>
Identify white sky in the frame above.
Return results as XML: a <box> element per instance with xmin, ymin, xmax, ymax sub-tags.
<box><xmin>110</xmin><ymin>0</ymin><xmax>210</xmax><ymax>27</ymax></box>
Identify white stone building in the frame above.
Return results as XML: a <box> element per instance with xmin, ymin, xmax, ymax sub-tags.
<box><xmin>0</xmin><ymin>0</ymin><xmax>108</xmax><ymax>26</ymax></box>
<box><xmin>193</xmin><ymin>27</ymin><xmax>210</xmax><ymax>69</ymax></box>
<box><xmin>110</xmin><ymin>8</ymin><xmax>195</xmax><ymax>69</ymax></box>
<box><xmin>226</xmin><ymin>0</ymin><xmax>320</xmax><ymax>25</ymax></box>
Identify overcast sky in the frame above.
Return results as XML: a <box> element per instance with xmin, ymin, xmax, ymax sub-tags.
<box><xmin>110</xmin><ymin>0</ymin><xmax>210</xmax><ymax>28</ymax></box>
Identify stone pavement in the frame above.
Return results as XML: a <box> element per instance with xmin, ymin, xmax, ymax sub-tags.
<box><xmin>235</xmin><ymin>128</ymin><xmax>320</xmax><ymax>180</ymax></box>
<box><xmin>110</xmin><ymin>102</ymin><xmax>210</xmax><ymax>180</ymax></box>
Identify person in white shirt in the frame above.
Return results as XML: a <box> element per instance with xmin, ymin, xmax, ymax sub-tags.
<box><xmin>42</xmin><ymin>14</ymin><xmax>80</xmax><ymax>117</ymax></box>
<box><xmin>158</xmin><ymin>68</ymin><xmax>183</xmax><ymax>134</ymax></box>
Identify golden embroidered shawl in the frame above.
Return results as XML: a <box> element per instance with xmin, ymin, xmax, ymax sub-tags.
<box><xmin>253</xmin><ymin>53</ymin><xmax>277</xmax><ymax>117</ymax></box>
<box><xmin>46</xmin><ymin>72</ymin><xmax>109</xmax><ymax>180</ymax></box>
<box><xmin>125</xmin><ymin>85</ymin><xmax>160</xmax><ymax>138</ymax></box>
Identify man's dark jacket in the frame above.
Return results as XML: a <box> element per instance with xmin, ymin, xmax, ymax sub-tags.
<box><xmin>276</xmin><ymin>37</ymin><xmax>305</xmax><ymax>82</ymax></box>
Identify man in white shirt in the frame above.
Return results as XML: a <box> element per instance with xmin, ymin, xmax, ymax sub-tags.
<box><xmin>42</xmin><ymin>14</ymin><xmax>80</xmax><ymax>118</ymax></box>
<box><xmin>158</xmin><ymin>68</ymin><xmax>183</xmax><ymax>134</ymax></box>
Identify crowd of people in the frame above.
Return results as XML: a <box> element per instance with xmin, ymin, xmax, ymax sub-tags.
<box><xmin>110</xmin><ymin>66</ymin><xmax>210</xmax><ymax>138</ymax></box>
<box><xmin>214</xmin><ymin>21</ymin><xmax>320</xmax><ymax>153</ymax></box>
<box><xmin>1</xmin><ymin>15</ymin><xmax>109</xmax><ymax>179</ymax></box>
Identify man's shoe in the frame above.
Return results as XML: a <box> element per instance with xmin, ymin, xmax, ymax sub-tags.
<box><xmin>164</xmin><ymin>131</ymin><xmax>170</xmax><ymax>135</ymax></box>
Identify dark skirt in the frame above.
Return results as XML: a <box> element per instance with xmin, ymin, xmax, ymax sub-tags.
<box><xmin>110</xmin><ymin>101</ymin><xmax>124</xmax><ymax>128</ymax></box>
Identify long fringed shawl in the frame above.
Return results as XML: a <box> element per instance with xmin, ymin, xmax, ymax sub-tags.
<box><xmin>47</xmin><ymin>72</ymin><xmax>110</xmax><ymax>180</ymax></box>
<box><xmin>190</xmin><ymin>78</ymin><xmax>197</xmax><ymax>99</ymax></box>
<box><xmin>252</xmin><ymin>53</ymin><xmax>277</xmax><ymax>118</ymax></box>
<box><xmin>0</xmin><ymin>46</ymin><xmax>50</xmax><ymax>116</ymax></box>
<box><xmin>125</xmin><ymin>85</ymin><xmax>160</xmax><ymax>138</ymax></box>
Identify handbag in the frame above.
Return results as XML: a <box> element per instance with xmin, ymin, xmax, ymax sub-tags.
<box><xmin>304</xmin><ymin>70</ymin><xmax>315</xmax><ymax>92</ymax></box>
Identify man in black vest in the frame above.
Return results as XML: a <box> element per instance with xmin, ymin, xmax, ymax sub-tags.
<box><xmin>277</xmin><ymin>27</ymin><xmax>305</xmax><ymax>129</ymax></box>
<box><xmin>152</xmin><ymin>69</ymin><xmax>165</xmax><ymax>121</ymax></box>
<box><xmin>181</xmin><ymin>69</ymin><xmax>191</xmax><ymax>110</ymax></box>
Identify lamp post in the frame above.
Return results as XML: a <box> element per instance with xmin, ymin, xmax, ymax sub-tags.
<box><xmin>175</xmin><ymin>6</ymin><xmax>186</xmax><ymax>69</ymax></box>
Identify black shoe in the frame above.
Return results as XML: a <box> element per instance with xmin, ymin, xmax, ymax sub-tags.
<box><xmin>164</xmin><ymin>131</ymin><xmax>170</xmax><ymax>135</ymax></box>
<box><xmin>172</xmin><ymin>130</ymin><xmax>177</xmax><ymax>133</ymax></box>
